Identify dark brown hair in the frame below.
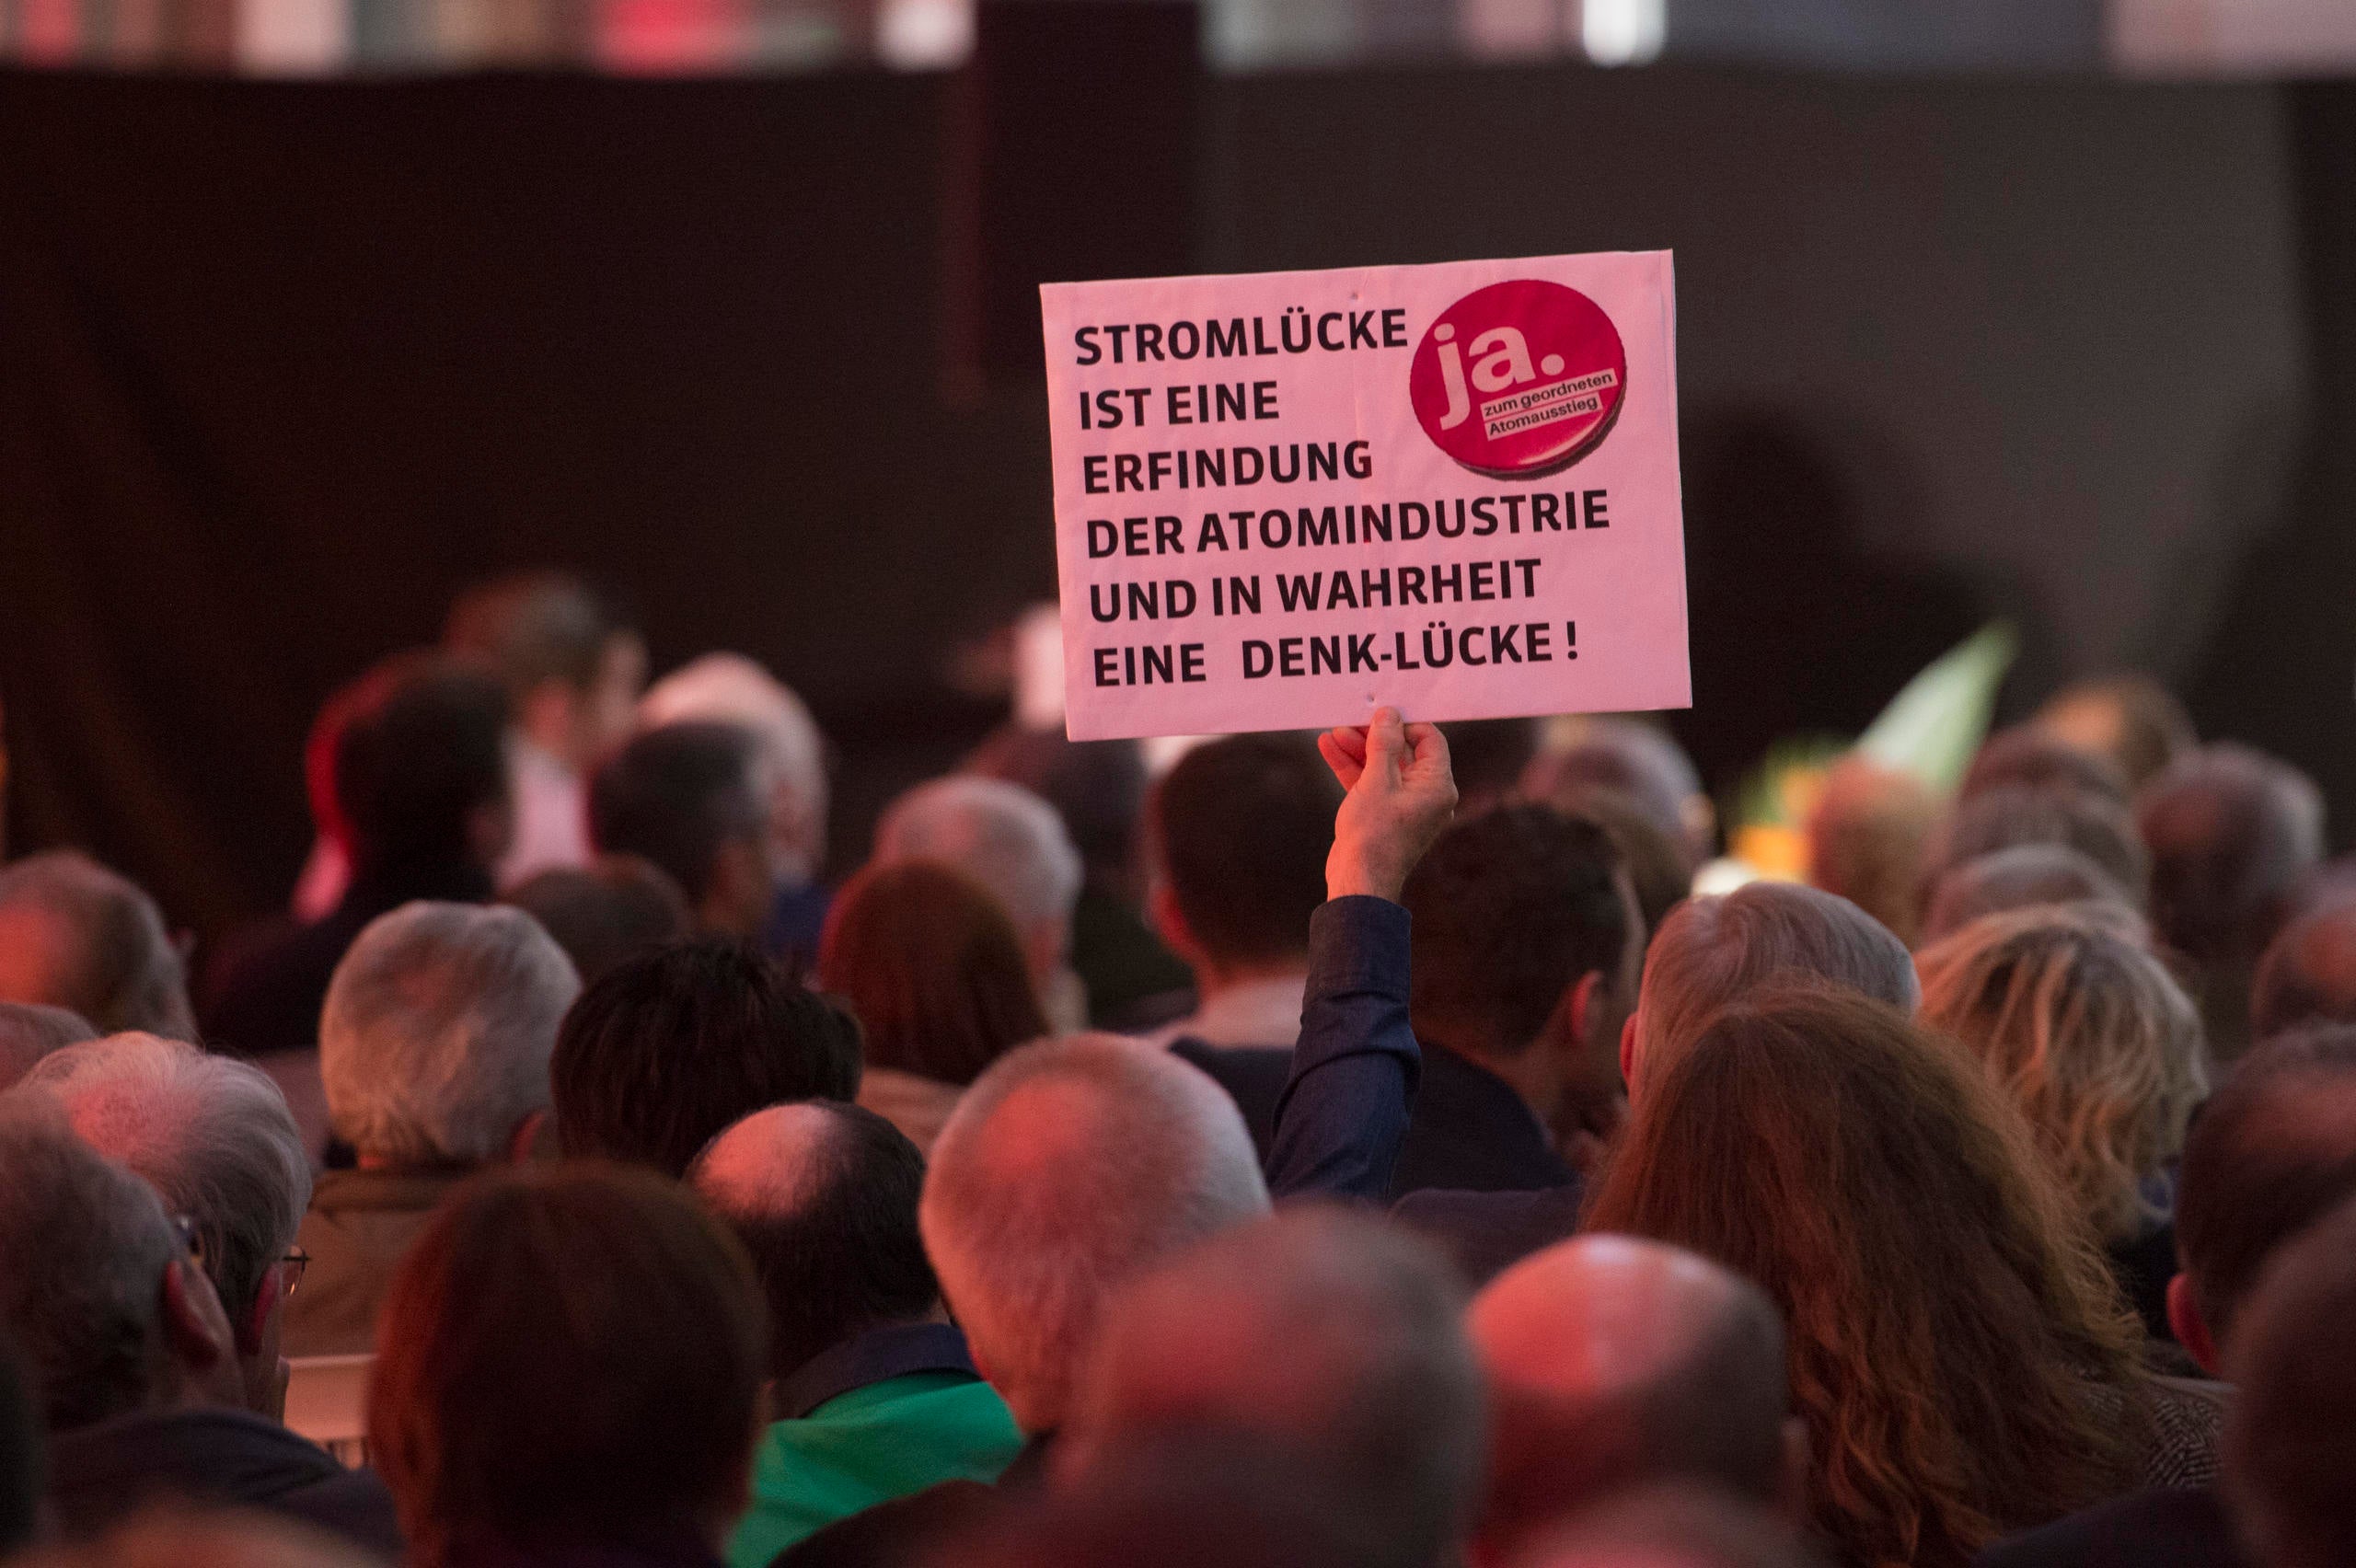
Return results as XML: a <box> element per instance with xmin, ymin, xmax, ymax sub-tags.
<box><xmin>818</xmin><ymin>860</ymin><xmax>1047</xmax><ymax>1086</ymax></box>
<box><xmin>1586</xmin><ymin>987</ymin><xmax>2146</xmax><ymax>1567</ymax></box>
<box><xmin>369</xmin><ymin>1164</ymin><xmax>767</xmax><ymax>1567</ymax></box>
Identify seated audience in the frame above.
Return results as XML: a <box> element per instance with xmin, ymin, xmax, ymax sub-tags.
<box><xmin>1959</xmin><ymin>726</ymin><xmax>2132</xmax><ymax>808</ymax></box>
<box><xmin>1980</xmin><ymin>1026</ymin><xmax>2356</xmax><ymax>1567</ymax></box>
<box><xmin>2137</xmin><ymin>744</ymin><xmax>2326</xmax><ymax>1063</ymax></box>
<box><xmin>503</xmin><ymin>853</ymin><xmax>692</xmax><ymax>985</ymax></box>
<box><xmin>1392</xmin><ymin>805</ymin><xmax>1640</xmax><ymax>1197</ymax></box>
<box><xmin>1513</xmin><ymin>1486</ymin><xmax>1824</xmax><ymax>1568</ymax></box>
<box><xmin>1466</xmin><ymin>1236</ymin><xmax>1798</xmax><ymax>1563</ymax></box>
<box><xmin>445</xmin><ymin>571</ymin><xmax>645</xmax><ymax>888</ymax></box>
<box><xmin>0</xmin><ymin>999</ymin><xmax>94</xmax><ymax>1088</ymax></box>
<box><xmin>2035</xmin><ymin>674</ymin><xmax>2197</xmax><ymax>794</ymax></box>
<box><xmin>368</xmin><ymin>1165</ymin><xmax>765</xmax><ymax>1568</ymax></box>
<box><xmin>872</xmin><ymin>776</ymin><xmax>1089</xmax><ymax>1032</ymax></box>
<box><xmin>1062</xmin><ymin>1209</ymin><xmax>1483</xmax><ymax>1568</ymax></box>
<box><xmin>205</xmin><ymin>660</ymin><xmax>512</xmax><ymax>1058</ymax></box>
<box><xmin>591</xmin><ymin>721</ymin><xmax>779</xmax><ymax>940</ymax></box>
<box><xmin>689</xmin><ymin>1103</ymin><xmax>1023</xmax><ymax>1565</ymax></box>
<box><xmin>1917</xmin><ymin>906</ymin><xmax>2208</xmax><ymax>1338</ymax></box>
<box><xmin>287</xmin><ymin>901</ymin><xmax>579</xmax><ymax>1355</ymax></box>
<box><xmin>1521</xmin><ymin>715</ymin><xmax>1715</xmax><ymax>880</ymax></box>
<box><xmin>1805</xmin><ymin>755</ymin><xmax>1940</xmax><ymax>947</ymax></box>
<box><xmin>1547</xmin><ymin>785</ymin><xmax>1693</xmax><ymax>940</ymax></box>
<box><xmin>2223</xmin><ymin>1193</ymin><xmax>2356</xmax><ymax>1568</ymax></box>
<box><xmin>640</xmin><ymin>652</ymin><xmax>834</xmax><ymax>965</ymax></box>
<box><xmin>1928</xmin><ymin>784</ymin><xmax>2151</xmax><ymax>913</ymax></box>
<box><xmin>1135</xmin><ymin>733</ymin><xmax>1341</xmax><ymax>1152</ymax></box>
<box><xmin>17</xmin><ymin>1033</ymin><xmax>311</xmax><ymax>1419</ymax></box>
<box><xmin>2249</xmin><ymin>901</ymin><xmax>2356</xmax><ymax>1042</ymax></box>
<box><xmin>815</xmin><ymin>861</ymin><xmax>1047</xmax><ymax>1153</ymax></box>
<box><xmin>0</xmin><ymin>1105</ymin><xmax>398</xmax><ymax>1554</ymax></box>
<box><xmin>0</xmin><ymin>851</ymin><xmax>195</xmax><ymax>1039</ymax></box>
<box><xmin>963</xmin><ymin>724</ymin><xmax>1192</xmax><ymax>1030</ymax></box>
<box><xmin>1586</xmin><ymin>987</ymin><xmax>2164</xmax><ymax>1568</ymax></box>
<box><xmin>1920</xmin><ymin>842</ymin><xmax>2136</xmax><ymax>946</ymax></box>
<box><xmin>550</xmin><ymin>936</ymin><xmax>861</xmax><ymax>1176</ymax></box>
<box><xmin>13</xmin><ymin>1509</ymin><xmax>386</xmax><ymax>1568</ymax></box>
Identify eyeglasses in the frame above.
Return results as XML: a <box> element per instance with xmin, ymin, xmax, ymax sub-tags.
<box><xmin>168</xmin><ymin>1213</ymin><xmax>206</xmax><ymax>1269</ymax></box>
<box><xmin>280</xmin><ymin>1246</ymin><xmax>310</xmax><ymax>1299</ymax></box>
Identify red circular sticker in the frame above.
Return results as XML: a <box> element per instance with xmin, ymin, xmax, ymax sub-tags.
<box><xmin>1408</xmin><ymin>280</ymin><xmax>1628</xmax><ymax>479</ymax></box>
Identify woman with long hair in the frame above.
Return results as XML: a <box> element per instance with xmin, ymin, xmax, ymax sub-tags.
<box><xmin>1585</xmin><ymin>986</ymin><xmax>2151</xmax><ymax>1567</ymax></box>
<box><xmin>1915</xmin><ymin>906</ymin><xmax>2208</xmax><ymax>1338</ymax></box>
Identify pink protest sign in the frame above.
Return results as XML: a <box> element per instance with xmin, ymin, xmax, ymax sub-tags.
<box><xmin>1040</xmin><ymin>252</ymin><xmax>1689</xmax><ymax>741</ymax></box>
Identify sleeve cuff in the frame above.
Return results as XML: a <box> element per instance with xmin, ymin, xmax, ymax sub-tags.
<box><xmin>1306</xmin><ymin>895</ymin><xmax>1411</xmax><ymax>998</ymax></box>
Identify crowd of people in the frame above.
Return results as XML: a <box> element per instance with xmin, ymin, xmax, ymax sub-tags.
<box><xmin>0</xmin><ymin>571</ymin><xmax>2352</xmax><ymax>1568</ymax></box>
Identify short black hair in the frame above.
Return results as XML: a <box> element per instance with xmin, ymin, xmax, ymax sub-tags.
<box><xmin>692</xmin><ymin>1102</ymin><xmax>937</xmax><ymax>1381</ymax></box>
<box><xmin>589</xmin><ymin>722</ymin><xmax>765</xmax><ymax>908</ymax></box>
<box><xmin>335</xmin><ymin>665</ymin><xmax>510</xmax><ymax>873</ymax></box>
<box><xmin>1404</xmin><ymin>806</ymin><xmax>1632</xmax><ymax>1055</ymax></box>
<box><xmin>1150</xmin><ymin>735</ymin><xmax>1341</xmax><ymax>967</ymax></box>
<box><xmin>551</xmin><ymin>939</ymin><xmax>860</xmax><ymax>1177</ymax></box>
<box><xmin>2176</xmin><ymin>1026</ymin><xmax>2356</xmax><ymax>1340</ymax></box>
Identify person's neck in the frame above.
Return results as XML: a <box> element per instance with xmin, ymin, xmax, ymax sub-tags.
<box><xmin>1427</xmin><ymin>1030</ymin><xmax>1560</xmax><ymax>1124</ymax></box>
<box><xmin>1191</xmin><ymin>954</ymin><xmax>1309</xmax><ymax>996</ymax></box>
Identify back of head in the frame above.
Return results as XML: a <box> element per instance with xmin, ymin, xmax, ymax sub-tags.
<box><xmin>445</xmin><ymin>571</ymin><xmax>625</xmax><ymax>705</ymax></box>
<box><xmin>1932</xmin><ymin>785</ymin><xmax>2150</xmax><ymax>908</ymax></box>
<box><xmin>0</xmin><ymin>1103</ymin><xmax>176</xmax><ymax>1432</ymax></box>
<box><xmin>1070</xmin><ymin>1209</ymin><xmax>1482</xmax><ymax>1568</ymax></box>
<box><xmin>321</xmin><ymin>902</ymin><xmax>580</xmax><ymax>1167</ymax></box>
<box><xmin>1148</xmin><ymin>734</ymin><xmax>1339</xmax><ymax>971</ymax></box>
<box><xmin>1405</xmin><ymin>806</ymin><xmax>1634</xmax><ymax>1058</ymax></box>
<box><xmin>1804</xmin><ymin>755</ymin><xmax>1940</xmax><ymax>948</ymax></box>
<box><xmin>2137</xmin><ymin>743</ymin><xmax>2325</xmax><ymax>967</ymax></box>
<box><xmin>0</xmin><ymin>1003</ymin><xmax>96</xmax><ymax>1090</ymax></box>
<box><xmin>1920</xmin><ymin>843</ymin><xmax>2135</xmax><ymax>945</ymax></box>
<box><xmin>20</xmin><ymin>1034</ymin><xmax>308</xmax><ymax>1327</ymax></box>
<box><xmin>551</xmin><ymin>937</ymin><xmax>860</xmax><ymax>1177</ymax></box>
<box><xmin>1522</xmin><ymin>717</ymin><xmax>1709</xmax><ymax>870</ymax></box>
<box><xmin>502</xmin><ymin>855</ymin><xmax>691</xmax><ymax>986</ymax></box>
<box><xmin>2251</xmin><ymin>901</ymin><xmax>2356</xmax><ymax>1043</ymax></box>
<box><xmin>1546</xmin><ymin>788</ymin><xmax>1692</xmax><ymax>942</ymax></box>
<box><xmin>874</xmin><ymin>776</ymin><xmax>1083</xmax><ymax>939</ymax></box>
<box><xmin>1444</xmin><ymin>717</ymin><xmax>1541</xmax><ymax>814</ymax></box>
<box><xmin>1959</xmin><ymin>726</ymin><xmax>2131</xmax><ymax>809</ymax></box>
<box><xmin>689</xmin><ymin>1101</ymin><xmax>938</xmax><ymax>1381</ymax></box>
<box><xmin>2175</xmin><ymin>1027</ymin><xmax>2356</xmax><ymax>1344</ymax></box>
<box><xmin>1468</xmin><ymin>1236</ymin><xmax>1787</xmax><ymax>1555</ymax></box>
<box><xmin>334</xmin><ymin>663</ymin><xmax>511</xmax><ymax>876</ymax></box>
<box><xmin>1587</xmin><ymin>987</ymin><xmax>2141</xmax><ymax>1565</ymax></box>
<box><xmin>1633</xmin><ymin>882</ymin><xmax>1915</xmax><ymax>1090</ymax></box>
<box><xmin>589</xmin><ymin>721</ymin><xmax>766</xmax><ymax>911</ymax></box>
<box><xmin>369</xmin><ymin>1164</ymin><xmax>766</xmax><ymax>1568</ymax></box>
<box><xmin>1916</xmin><ymin>905</ymin><xmax>2207</xmax><ymax>1241</ymax></box>
<box><xmin>2035</xmin><ymin>674</ymin><xmax>2196</xmax><ymax>794</ymax></box>
<box><xmin>964</xmin><ymin>726</ymin><xmax>1148</xmax><ymax>891</ymax></box>
<box><xmin>1515</xmin><ymin>1486</ymin><xmax>1825</xmax><ymax>1568</ymax></box>
<box><xmin>0</xmin><ymin>852</ymin><xmax>194</xmax><ymax>1040</ymax></box>
<box><xmin>639</xmin><ymin>654</ymin><xmax>828</xmax><ymax>884</ymax></box>
<box><xmin>918</xmin><ymin>1034</ymin><xmax>1268</xmax><ymax>1433</ymax></box>
<box><xmin>816</xmin><ymin>861</ymin><xmax>1046</xmax><ymax>1087</ymax></box>
<box><xmin>2223</xmin><ymin>1193</ymin><xmax>2356</xmax><ymax>1568</ymax></box>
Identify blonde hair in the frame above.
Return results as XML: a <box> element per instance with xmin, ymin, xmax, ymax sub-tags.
<box><xmin>1916</xmin><ymin>905</ymin><xmax>2207</xmax><ymax>1240</ymax></box>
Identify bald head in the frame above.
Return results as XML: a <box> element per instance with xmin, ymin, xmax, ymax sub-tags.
<box><xmin>2253</xmin><ymin>905</ymin><xmax>2356</xmax><ymax>1043</ymax></box>
<box><xmin>689</xmin><ymin>1101</ymin><xmax>938</xmax><ymax>1381</ymax></box>
<box><xmin>1068</xmin><ymin>1210</ymin><xmax>1482</xmax><ymax>1568</ymax></box>
<box><xmin>920</xmin><ymin>1034</ymin><xmax>1267</xmax><ymax>1434</ymax></box>
<box><xmin>1469</xmin><ymin>1237</ymin><xmax>1790</xmax><ymax>1556</ymax></box>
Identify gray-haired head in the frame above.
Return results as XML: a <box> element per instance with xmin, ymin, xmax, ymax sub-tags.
<box><xmin>321</xmin><ymin>902</ymin><xmax>579</xmax><ymax>1168</ymax></box>
<box><xmin>18</xmin><ymin>1034</ymin><xmax>309</xmax><ymax>1329</ymax></box>
<box><xmin>1921</xmin><ymin>842</ymin><xmax>2137</xmax><ymax>946</ymax></box>
<box><xmin>874</xmin><ymin>776</ymin><xmax>1084</xmax><ymax>977</ymax></box>
<box><xmin>0</xmin><ymin>1003</ymin><xmax>97</xmax><ymax>1090</ymax></box>
<box><xmin>1068</xmin><ymin>1207</ymin><xmax>1484</xmax><ymax>1568</ymax></box>
<box><xmin>1631</xmin><ymin>881</ymin><xmax>1915</xmax><ymax>1094</ymax></box>
<box><xmin>1523</xmin><ymin>717</ymin><xmax>1710</xmax><ymax>871</ymax></box>
<box><xmin>641</xmin><ymin>653</ymin><xmax>830</xmax><ymax>886</ymax></box>
<box><xmin>0</xmin><ymin>1101</ymin><xmax>179</xmax><ymax>1432</ymax></box>
<box><xmin>0</xmin><ymin>852</ymin><xmax>194</xmax><ymax>1041</ymax></box>
<box><xmin>919</xmin><ymin>1033</ymin><xmax>1268</xmax><ymax>1434</ymax></box>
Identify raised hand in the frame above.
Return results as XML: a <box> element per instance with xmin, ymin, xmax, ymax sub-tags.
<box><xmin>1319</xmin><ymin>706</ymin><xmax>1458</xmax><ymax>904</ymax></box>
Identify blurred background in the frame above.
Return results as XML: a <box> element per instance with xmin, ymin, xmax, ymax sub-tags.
<box><xmin>1</xmin><ymin>0</ymin><xmax>2351</xmax><ymax>940</ymax></box>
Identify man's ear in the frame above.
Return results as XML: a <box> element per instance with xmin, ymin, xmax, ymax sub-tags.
<box><xmin>1618</xmin><ymin>1010</ymin><xmax>1642</xmax><ymax>1099</ymax></box>
<box><xmin>508</xmin><ymin>1108</ymin><xmax>551</xmax><ymax>1165</ymax></box>
<box><xmin>2167</xmin><ymin>1273</ymin><xmax>2222</xmax><ymax>1376</ymax></box>
<box><xmin>233</xmin><ymin>1266</ymin><xmax>283</xmax><ymax>1358</ymax></box>
<box><xmin>701</xmin><ymin>837</ymin><xmax>770</xmax><ymax>938</ymax></box>
<box><xmin>1778</xmin><ymin>1414</ymin><xmax>1812</xmax><ymax>1523</ymax></box>
<box><xmin>1148</xmin><ymin>883</ymin><xmax>1204</xmax><ymax>969</ymax></box>
<box><xmin>161</xmin><ymin>1258</ymin><xmax>234</xmax><ymax>1374</ymax></box>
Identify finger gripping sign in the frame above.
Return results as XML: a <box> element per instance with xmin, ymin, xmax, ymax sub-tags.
<box><xmin>1041</xmin><ymin>251</ymin><xmax>1688</xmax><ymax>741</ymax></box>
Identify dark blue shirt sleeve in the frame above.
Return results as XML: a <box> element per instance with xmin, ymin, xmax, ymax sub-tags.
<box><xmin>1265</xmin><ymin>894</ymin><xmax>1420</xmax><ymax>1202</ymax></box>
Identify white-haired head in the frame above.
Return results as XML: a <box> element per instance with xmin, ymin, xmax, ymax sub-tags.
<box><xmin>918</xmin><ymin>1032</ymin><xmax>1267</xmax><ymax>1434</ymax></box>
<box><xmin>321</xmin><ymin>902</ymin><xmax>579</xmax><ymax>1168</ymax></box>
<box><xmin>873</xmin><ymin>776</ymin><xmax>1083</xmax><ymax>986</ymax></box>
<box><xmin>17</xmin><ymin>1033</ymin><xmax>309</xmax><ymax>1341</ymax></box>
<box><xmin>640</xmin><ymin>653</ymin><xmax>828</xmax><ymax>885</ymax></box>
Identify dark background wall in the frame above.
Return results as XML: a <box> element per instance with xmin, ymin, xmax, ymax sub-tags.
<box><xmin>0</xmin><ymin>59</ymin><xmax>2339</xmax><ymax>944</ymax></box>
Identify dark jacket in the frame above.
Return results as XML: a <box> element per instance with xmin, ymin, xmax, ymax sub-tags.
<box><xmin>1975</xmin><ymin>1486</ymin><xmax>2246</xmax><ymax>1568</ymax></box>
<box><xmin>1392</xmin><ymin>1182</ymin><xmax>1588</xmax><ymax>1287</ymax></box>
<box><xmin>46</xmin><ymin>1404</ymin><xmax>403</xmax><ymax>1558</ymax></box>
<box><xmin>1169</xmin><ymin>1041</ymin><xmax>1290</xmax><ymax>1161</ymax></box>
<box><xmin>1385</xmin><ymin>1044</ymin><xmax>1574</xmax><ymax>1200</ymax></box>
